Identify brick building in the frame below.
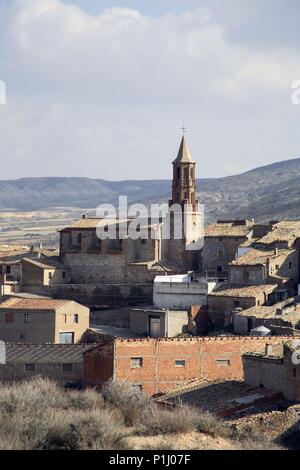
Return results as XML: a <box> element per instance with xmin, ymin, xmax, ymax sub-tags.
<box><xmin>84</xmin><ymin>336</ymin><xmax>286</xmax><ymax>395</ymax></box>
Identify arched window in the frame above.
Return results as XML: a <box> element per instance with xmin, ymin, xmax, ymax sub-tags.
<box><xmin>176</xmin><ymin>167</ymin><xmax>180</xmax><ymax>179</ymax></box>
<box><xmin>191</xmin><ymin>166</ymin><xmax>195</xmax><ymax>180</ymax></box>
<box><xmin>184</xmin><ymin>167</ymin><xmax>189</xmax><ymax>180</ymax></box>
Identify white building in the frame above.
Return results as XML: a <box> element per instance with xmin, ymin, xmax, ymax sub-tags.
<box><xmin>153</xmin><ymin>273</ymin><xmax>217</xmax><ymax>310</ymax></box>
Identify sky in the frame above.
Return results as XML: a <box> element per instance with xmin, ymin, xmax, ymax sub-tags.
<box><xmin>0</xmin><ymin>0</ymin><xmax>300</xmax><ymax>180</ymax></box>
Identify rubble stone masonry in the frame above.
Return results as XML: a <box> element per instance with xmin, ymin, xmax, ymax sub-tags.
<box><xmin>84</xmin><ymin>336</ymin><xmax>288</xmax><ymax>395</ymax></box>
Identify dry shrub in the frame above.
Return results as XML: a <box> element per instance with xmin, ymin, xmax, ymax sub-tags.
<box><xmin>103</xmin><ymin>380</ymin><xmax>151</xmax><ymax>426</ymax></box>
<box><xmin>0</xmin><ymin>378</ymin><xmax>127</xmax><ymax>450</ymax></box>
<box><xmin>139</xmin><ymin>404</ymin><xmax>231</xmax><ymax>438</ymax></box>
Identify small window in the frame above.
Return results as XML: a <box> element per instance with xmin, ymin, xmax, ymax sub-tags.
<box><xmin>216</xmin><ymin>359</ymin><xmax>231</xmax><ymax>367</ymax></box>
<box><xmin>130</xmin><ymin>357</ymin><xmax>143</xmax><ymax>368</ymax></box>
<box><xmin>64</xmin><ymin>314</ymin><xmax>67</xmax><ymax>323</ymax></box>
<box><xmin>62</xmin><ymin>363</ymin><xmax>73</xmax><ymax>372</ymax></box>
<box><xmin>74</xmin><ymin>314</ymin><xmax>79</xmax><ymax>324</ymax></box>
<box><xmin>289</xmin><ymin>262</ymin><xmax>292</xmax><ymax>270</ymax></box>
<box><xmin>132</xmin><ymin>384</ymin><xmax>142</xmax><ymax>390</ymax></box>
<box><xmin>48</xmin><ymin>272</ymin><xmax>53</xmax><ymax>281</ymax></box>
<box><xmin>6</xmin><ymin>266</ymin><xmax>11</xmax><ymax>274</ymax></box>
<box><xmin>5</xmin><ymin>313</ymin><xmax>14</xmax><ymax>323</ymax></box>
<box><xmin>219</xmin><ymin>238</ymin><xmax>223</xmax><ymax>242</ymax></box>
<box><xmin>25</xmin><ymin>363</ymin><xmax>35</xmax><ymax>372</ymax></box>
<box><xmin>293</xmin><ymin>368</ymin><xmax>297</xmax><ymax>378</ymax></box>
<box><xmin>20</xmin><ymin>334</ymin><xmax>25</xmax><ymax>340</ymax></box>
<box><xmin>62</xmin><ymin>272</ymin><xmax>66</xmax><ymax>279</ymax></box>
<box><xmin>233</xmin><ymin>300</ymin><xmax>240</xmax><ymax>308</ymax></box>
<box><xmin>175</xmin><ymin>360</ymin><xmax>186</xmax><ymax>367</ymax></box>
<box><xmin>275</xmin><ymin>265</ymin><xmax>279</xmax><ymax>270</ymax></box>
<box><xmin>141</xmin><ymin>239</ymin><xmax>147</xmax><ymax>245</ymax></box>
<box><xmin>24</xmin><ymin>313</ymin><xmax>30</xmax><ymax>323</ymax></box>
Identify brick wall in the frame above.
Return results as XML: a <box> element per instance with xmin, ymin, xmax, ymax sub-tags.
<box><xmin>84</xmin><ymin>336</ymin><xmax>288</xmax><ymax>395</ymax></box>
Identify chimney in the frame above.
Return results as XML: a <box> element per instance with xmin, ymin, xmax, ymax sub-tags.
<box><xmin>265</xmin><ymin>344</ymin><xmax>273</xmax><ymax>356</ymax></box>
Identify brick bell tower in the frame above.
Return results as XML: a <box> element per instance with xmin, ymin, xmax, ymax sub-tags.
<box><xmin>165</xmin><ymin>133</ymin><xmax>203</xmax><ymax>271</ymax></box>
<box><xmin>169</xmin><ymin>135</ymin><xmax>198</xmax><ymax>209</ymax></box>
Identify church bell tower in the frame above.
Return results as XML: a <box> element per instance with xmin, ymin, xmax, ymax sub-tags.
<box><xmin>165</xmin><ymin>133</ymin><xmax>203</xmax><ymax>271</ymax></box>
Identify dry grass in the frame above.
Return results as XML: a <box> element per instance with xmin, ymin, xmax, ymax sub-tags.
<box><xmin>0</xmin><ymin>378</ymin><xmax>285</xmax><ymax>450</ymax></box>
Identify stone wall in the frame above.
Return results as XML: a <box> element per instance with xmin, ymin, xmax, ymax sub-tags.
<box><xmin>47</xmin><ymin>283</ymin><xmax>153</xmax><ymax>307</ymax></box>
<box><xmin>201</xmin><ymin>237</ymin><xmax>247</xmax><ymax>276</ymax></box>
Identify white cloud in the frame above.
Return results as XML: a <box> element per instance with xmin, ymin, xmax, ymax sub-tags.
<box><xmin>0</xmin><ymin>0</ymin><xmax>299</xmax><ymax>180</ymax></box>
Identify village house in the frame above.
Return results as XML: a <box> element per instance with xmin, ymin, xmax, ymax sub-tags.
<box><xmin>229</xmin><ymin>247</ymin><xmax>298</xmax><ymax>294</ymax></box>
<box><xmin>83</xmin><ymin>336</ymin><xmax>286</xmax><ymax>395</ymax></box>
<box><xmin>234</xmin><ymin>297</ymin><xmax>300</xmax><ymax>336</ymax></box>
<box><xmin>21</xmin><ymin>257</ymin><xmax>70</xmax><ymax>293</ymax></box>
<box><xmin>0</xmin><ymin>298</ymin><xmax>89</xmax><ymax>344</ymax></box>
<box><xmin>243</xmin><ymin>340</ymin><xmax>300</xmax><ymax>402</ymax></box>
<box><xmin>207</xmin><ymin>284</ymin><xmax>277</xmax><ymax>329</ymax></box>
<box><xmin>0</xmin><ymin>343</ymin><xmax>95</xmax><ymax>386</ymax></box>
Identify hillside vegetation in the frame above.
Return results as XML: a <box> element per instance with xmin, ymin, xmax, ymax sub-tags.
<box><xmin>0</xmin><ymin>378</ymin><xmax>284</xmax><ymax>450</ymax></box>
<box><xmin>1</xmin><ymin>157</ymin><xmax>300</xmax><ymax>223</ymax></box>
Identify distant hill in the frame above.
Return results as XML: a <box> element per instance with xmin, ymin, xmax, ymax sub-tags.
<box><xmin>1</xmin><ymin>157</ymin><xmax>300</xmax><ymax>223</ymax></box>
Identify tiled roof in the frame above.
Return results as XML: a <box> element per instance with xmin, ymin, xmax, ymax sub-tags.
<box><xmin>22</xmin><ymin>257</ymin><xmax>65</xmax><ymax>270</ymax></box>
<box><xmin>257</xmin><ymin>229</ymin><xmax>299</xmax><ymax>245</ymax></box>
<box><xmin>4</xmin><ymin>343</ymin><xmax>95</xmax><ymax>363</ymax></box>
<box><xmin>61</xmin><ymin>218</ymin><xmax>130</xmax><ymax>230</ymax></box>
<box><xmin>209</xmin><ymin>284</ymin><xmax>276</xmax><ymax>298</ymax></box>
<box><xmin>230</xmin><ymin>248</ymin><xmax>294</xmax><ymax>266</ymax></box>
<box><xmin>0</xmin><ymin>298</ymin><xmax>75</xmax><ymax>311</ymax></box>
<box><xmin>205</xmin><ymin>223</ymin><xmax>253</xmax><ymax>238</ymax></box>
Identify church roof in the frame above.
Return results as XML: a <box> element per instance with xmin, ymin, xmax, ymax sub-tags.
<box><xmin>173</xmin><ymin>136</ymin><xmax>195</xmax><ymax>164</ymax></box>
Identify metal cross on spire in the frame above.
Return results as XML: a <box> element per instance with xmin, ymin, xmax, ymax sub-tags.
<box><xmin>181</xmin><ymin>124</ymin><xmax>186</xmax><ymax>136</ymax></box>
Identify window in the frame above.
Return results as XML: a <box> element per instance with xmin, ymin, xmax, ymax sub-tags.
<box><xmin>24</xmin><ymin>313</ymin><xmax>30</xmax><ymax>323</ymax></box>
<box><xmin>293</xmin><ymin>368</ymin><xmax>297</xmax><ymax>378</ymax></box>
<box><xmin>233</xmin><ymin>300</ymin><xmax>240</xmax><ymax>308</ymax></box>
<box><xmin>216</xmin><ymin>359</ymin><xmax>231</xmax><ymax>367</ymax></box>
<box><xmin>62</xmin><ymin>272</ymin><xmax>66</xmax><ymax>279</ymax></box>
<box><xmin>64</xmin><ymin>314</ymin><xmax>67</xmax><ymax>323</ymax></box>
<box><xmin>217</xmin><ymin>249</ymin><xmax>224</xmax><ymax>258</ymax></box>
<box><xmin>219</xmin><ymin>238</ymin><xmax>223</xmax><ymax>242</ymax></box>
<box><xmin>289</xmin><ymin>262</ymin><xmax>293</xmax><ymax>270</ymax></box>
<box><xmin>59</xmin><ymin>332</ymin><xmax>74</xmax><ymax>344</ymax></box>
<box><xmin>25</xmin><ymin>363</ymin><xmax>35</xmax><ymax>372</ymax></box>
<box><xmin>141</xmin><ymin>239</ymin><xmax>147</xmax><ymax>245</ymax></box>
<box><xmin>132</xmin><ymin>384</ymin><xmax>142</xmax><ymax>390</ymax></box>
<box><xmin>175</xmin><ymin>360</ymin><xmax>186</xmax><ymax>367</ymax></box>
<box><xmin>217</xmin><ymin>266</ymin><xmax>222</xmax><ymax>273</ymax></box>
<box><xmin>275</xmin><ymin>265</ymin><xmax>279</xmax><ymax>270</ymax></box>
<box><xmin>62</xmin><ymin>363</ymin><xmax>73</xmax><ymax>372</ymax></box>
<box><xmin>74</xmin><ymin>314</ymin><xmax>79</xmax><ymax>324</ymax></box>
<box><xmin>5</xmin><ymin>313</ymin><xmax>14</xmax><ymax>323</ymax></box>
<box><xmin>130</xmin><ymin>357</ymin><xmax>143</xmax><ymax>368</ymax></box>
<box><xmin>6</xmin><ymin>266</ymin><xmax>11</xmax><ymax>274</ymax></box>
<box><xmin>20</xmin><ymin>334</ymin><xmax>25</xmax><ymax>340</ymax></box>
<box><xmin>48</xmin><ymin>272</ymin><xmax>53</xmax><ymax>281</ymax></box>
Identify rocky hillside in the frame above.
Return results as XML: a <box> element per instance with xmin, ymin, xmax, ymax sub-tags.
<box><xmin>1</xmin><ymin>157</ymin><xmax>300</xmax><ymax>223</ymax></box>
